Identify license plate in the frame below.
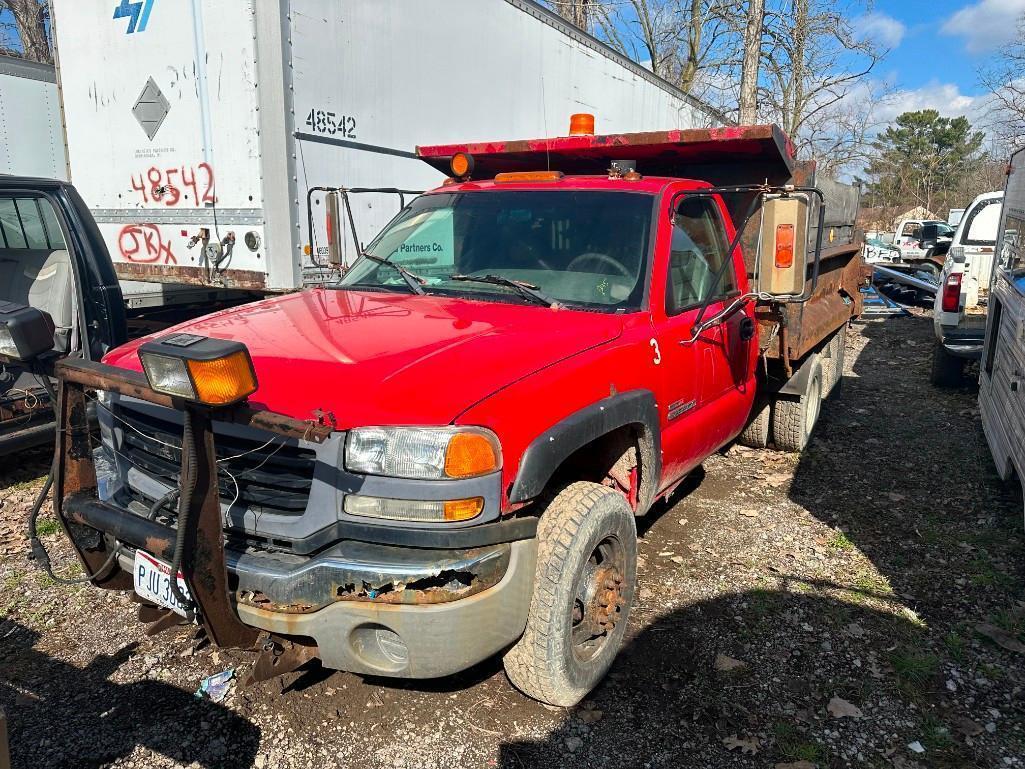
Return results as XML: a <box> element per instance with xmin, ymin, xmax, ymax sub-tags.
<box><xmin>133</xmin><ymin>550</ymin><xmax>192</xmax><ymax>618</ymax></box>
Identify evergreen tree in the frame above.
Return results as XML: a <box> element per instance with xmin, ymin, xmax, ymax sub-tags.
<box><xmin>866</xmin><ymin>110</ymin><xmax>986</xmax><ymax>215</ymax></box>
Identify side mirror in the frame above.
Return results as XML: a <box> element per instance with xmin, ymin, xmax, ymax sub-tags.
<box><xmin>755</xmin><ymin>192</ymin><xmax>815</xmax><ymax>300</ymax></box>
<box><xmin>0</xmin><ymin>301</ymin><xmax>56</xmax><ymax>363</ymax></box>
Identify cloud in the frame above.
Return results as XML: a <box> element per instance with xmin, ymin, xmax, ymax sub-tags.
<box><xmin>874</xmin><ymin>82</ymin><xmax>990</xmax><ymax>126</ymax></box>
<box><xmin>855</xmin><ymin>12</ymin><xmax>906</xmax><ymax>48</ymax></box>
<box><xmin>941</xmin><ymin>0</ymin><xmax>1025</xmax><ymax>54</ymax></box>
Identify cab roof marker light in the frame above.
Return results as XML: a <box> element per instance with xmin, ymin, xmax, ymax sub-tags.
<box><xmin>494</xmin><ymin>171</ymin><xmax>564</xmax><ymax>184</ymax></box>
<box><xmin>569</xmin><ymin>113</ymin><xmax>595</xmax><ymax>136</ymax></box>
<box><xmin>450</xmin><ymin>152</ymin><xmax>474</xmax><ymax>179</ymax></box>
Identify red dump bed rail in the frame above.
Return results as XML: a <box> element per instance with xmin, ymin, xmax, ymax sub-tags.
<box><xmin>417</xmin><ymin>124</ymin><xmax>796</xmax><ymax>186</ymax></box>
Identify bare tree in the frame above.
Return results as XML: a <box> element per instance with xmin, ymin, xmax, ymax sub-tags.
<box><xmin>979</xmin><ymin>12</ymin><xmax>1025</xmax><ymax>154</ymax></box>
<box><xmin>544</xmin><ymin>0</ymin><xmax>739</xmax><ymax>100</ymax></box>
<box><xmin>738</xmin><ymin>0</ymin><xmax>765</xmax><ymax>124</ymax></box>
<box><xmin>0</xmin><ymin>0</ymin><xmax>51</xmax><ymax>63</ymax></box>
<box><xmin>542</xmin><ymin>0</ymin><xmax>887</xmax><ymax>176</ymax></box>
<box><xmin>549</xmin><ymin>0</ymin><xmax>597</xmax><ymax>33</ymax></box>
<box><xmin>757</xmin><ymin>0</ymin><xmax>887</xmax><ymax>174</ymax></box>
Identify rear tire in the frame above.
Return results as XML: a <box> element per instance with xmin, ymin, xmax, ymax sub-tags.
<box><xmin>931</xmin><ymin>343</ymin><xmax>965</xmax><ymax>388</ymax></box>
<box><xmin>822</xmin><ymin>325</ymin><xmax>847</xmax><ymax>397</ymax></box>
<box><xmin>773</xmin><ymin>364</ymin><xmax>823</xmax><ymax>452</ymax></box>
<box><xmin>737</xmin><ymin>399</ymin><xmax>771</xmax><ymax>448</ymax></box>
<box><xmin>503</xmin><ymin>481</ymin><xmax>636</xmax><ymax>707</ymax></box>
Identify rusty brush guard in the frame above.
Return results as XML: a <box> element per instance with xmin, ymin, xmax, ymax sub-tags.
<box><xmin>51</xmin><ymin>358</ymin><xmax>332</xmax><ymax>649</ymax></box>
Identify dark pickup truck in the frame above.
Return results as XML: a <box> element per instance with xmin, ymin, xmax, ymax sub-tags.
<box><xmin>0</xmin><ymin>176</ymin><xmax>125</xmax><ymax>453</ymax></box>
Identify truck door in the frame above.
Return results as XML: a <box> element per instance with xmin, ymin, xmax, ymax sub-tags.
<box><xmin>654</xmin><ymin>195</ymin><xmax>746</xmax><ymax>482</ymax></box>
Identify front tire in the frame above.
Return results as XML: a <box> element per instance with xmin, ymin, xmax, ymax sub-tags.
<box><xmin>504</xmin><ymin>481</ymin><xmax>637</xmax><ymax>707</ymax></box>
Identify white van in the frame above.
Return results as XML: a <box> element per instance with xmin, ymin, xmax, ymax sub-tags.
<box><xmin>931</xmin><ymin>191</ymin><xmax>1004</xmax><ymax>385</ymax></box>
<box><xmin>979</xmin><ymin>148</ymin><xmax>1025</xmax><ymax>519</ymax></box>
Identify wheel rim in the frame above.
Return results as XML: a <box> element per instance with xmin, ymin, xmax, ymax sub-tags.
<box><xmin>571</xmin><ymin>535</ymin><xmax>627</xmax><ymax>662</ymax></box>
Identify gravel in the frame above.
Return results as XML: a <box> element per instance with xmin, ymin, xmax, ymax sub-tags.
<box><xmin>1</xmin><ymin>311</ymin><xmax>1023</xmax><ymax>768</ymax></box>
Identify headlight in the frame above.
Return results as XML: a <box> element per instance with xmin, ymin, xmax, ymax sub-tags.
<box><xmin>344</xmin><ymin>495</ymin><xmax>483</xmax><ymax>522</ymax></box>
<box><xmin>345</xmin><ymin>426</ymin><xmax>501</xmax><ymax>480</ymax></box>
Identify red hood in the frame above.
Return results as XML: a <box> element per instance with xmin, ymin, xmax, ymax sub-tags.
<box><xmin>104</xmin><ymin>288</ymin><xmax>623</xmax><ymax>427</ymax></box>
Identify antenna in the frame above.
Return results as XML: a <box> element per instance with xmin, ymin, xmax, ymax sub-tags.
<box><xmin>540</xmin><ymin>74</ymin><xmax>551</xmax><ymax>171</ymax></box>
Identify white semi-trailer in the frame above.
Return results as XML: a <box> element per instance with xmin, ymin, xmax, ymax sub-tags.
<box><xmin>51</xmin><ymin>0</ymin><xmax>722</xmax><ymax>300</ymax></box>
<box><xmin>0</xmin><ymin>57</ymin><xmax>67</xmax><ymax>180</ymax></box>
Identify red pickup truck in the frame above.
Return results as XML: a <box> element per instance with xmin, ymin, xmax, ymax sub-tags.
<box><xmin>8</xmin><ymin>122</ymin><xmax>862</xmax><ymax>707</ymax></box>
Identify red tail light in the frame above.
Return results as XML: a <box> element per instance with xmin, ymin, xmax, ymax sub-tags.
<box><xmin>942</xmin><ymin>272</ymin><xmax>962</xmax><ymax>313</ymax></box>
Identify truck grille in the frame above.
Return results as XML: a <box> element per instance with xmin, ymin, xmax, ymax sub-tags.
<box><xmin>115</xmin><ymin>405</ymin><xmax>316</xmax><ymax>515</ymax></box>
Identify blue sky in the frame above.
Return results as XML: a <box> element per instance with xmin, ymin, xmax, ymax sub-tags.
<box><xmin>863</xmin><ymin>0</ymin><xmax>1025</xmax><ymax>120</ymax></box>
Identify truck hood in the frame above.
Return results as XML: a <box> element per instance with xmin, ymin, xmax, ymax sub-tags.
<box><xmin>103</xmin><ymin>288</ymin><xmax>624</xmax><ymax>427</ymax></box>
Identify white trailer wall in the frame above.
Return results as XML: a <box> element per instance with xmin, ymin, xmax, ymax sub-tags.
<box><xmin>0</xmin><ymin>58</ymin><xmax>67</xmax><ymax>180</ymax></box>
<box><xmin>52</xmin><ymin>0</ymin><xmax>270</xmax><ymax>287</ymax></box>
<box><xmin>293</xmin><ymin>0</ymin><xmax>722</xmax><ymax>267</ymax></box>
<box><xmin>52</xmin><ymin>0</ymin><xmax>723</xmax><ymax>293</ymax></box>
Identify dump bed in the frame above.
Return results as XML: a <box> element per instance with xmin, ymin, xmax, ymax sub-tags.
<box><xmin>418</xmin><ymin>124</ymin><xmax>864</xmax><ymax>367</ymax></box>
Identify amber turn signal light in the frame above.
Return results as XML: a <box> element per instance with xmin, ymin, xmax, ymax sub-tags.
<box><xmin>450</xmin><ymin>152</ymin><xmax>474</xmax><ymax>179</ymax></box>
<box><xmin>139</xmin><ymin>334</ymin><xmax>258</xmax><ymax>406</ymax></box>
<box><xmin>774</xmin><ymin>223</ymin><xmax>795</xmax><ymax>269</ymax></box>
<box><xmin>444</xmin><ymin>497</ymin><xmax>485</xmax><ymax>521</ymax></box>
<box><xmin>445</xmin><ymin>432</ymin><xmax>500</xmax><ymax>478</ymax></box>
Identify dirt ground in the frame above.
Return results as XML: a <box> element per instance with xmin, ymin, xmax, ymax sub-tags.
<box><xmin>1</xmin><ymin>312</ymin><xmax>1023</xmax><ymax>769</ymax></box>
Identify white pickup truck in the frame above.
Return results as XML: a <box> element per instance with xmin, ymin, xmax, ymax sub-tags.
<box><xmin>931</xmin><ymin>191</ymin><xmax>1004</xmax><ymax>385</ymax></box>
<box><xmin>894</xmin><ymin>218</ymin><xmax>954</xmax><ymax>261</ymax></box>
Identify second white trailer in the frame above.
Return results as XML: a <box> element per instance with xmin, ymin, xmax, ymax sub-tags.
<box><xmin>0</xmin><ymin>57</ymin><xmax>67</xmax><ymax>180</ymax></box>
<box><xmin>52</xmin><ymin>0</ymin><xmax>723</xmax><ymax>299</ymax></box>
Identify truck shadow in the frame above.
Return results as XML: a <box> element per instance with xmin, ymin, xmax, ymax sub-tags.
<box><xmin>497</xmin><ymin>314</ymin><xmax>1023</xmax><ymax>767</ymax></box>
<box><xmin>0</xmin><ymin>619</ymin><xmax>260</xmax><ymax>769</ymax></box>
<box><xmin>497</xmin><ymin>584</ymin><xmax>931</xmax><ymax>766</ymax></box>
<box><xmin>787</xmin><ymin>315</ymin><xmax>1023</xmax><ymax>611</ymax></box>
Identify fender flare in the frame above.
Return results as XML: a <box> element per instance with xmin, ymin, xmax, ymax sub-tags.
<box><xmin>508</xmin><ymin>389</ymin><xmax>661</xmax><ymax>509</ymax></box>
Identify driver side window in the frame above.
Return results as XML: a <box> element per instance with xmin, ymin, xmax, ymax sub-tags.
<box><xmin>666</xmin><ymin>197</ymin><xmax>735</xmax><ymax>315</ymax></box>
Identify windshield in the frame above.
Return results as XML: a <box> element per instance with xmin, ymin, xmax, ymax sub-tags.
<box><xmin>337</xmin><ymin>190</ymin><xmax>654</xmax><ymax>310</ymax></box>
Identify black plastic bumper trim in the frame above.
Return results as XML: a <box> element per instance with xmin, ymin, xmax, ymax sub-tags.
<box><xmin>66</xmin><ymin>492</ymin><xmax>538</xmax><ymax>556</ymax></box>
<box><xmin>239</xmin><ymin>516</ymin><xmax>539</xmax><ymax>554</ymax></box>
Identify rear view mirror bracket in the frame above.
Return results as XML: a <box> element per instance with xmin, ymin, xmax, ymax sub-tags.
<box><xmin>667</xmin><ymin>185</ymin><xmax>825</xmax><ymax>344</ymax></box>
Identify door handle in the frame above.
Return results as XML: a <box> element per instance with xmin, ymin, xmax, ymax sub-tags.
<box><xmin>739</xmin><ymin>316</ymin><xmax>755</xmax><ymax>341</ymax></box>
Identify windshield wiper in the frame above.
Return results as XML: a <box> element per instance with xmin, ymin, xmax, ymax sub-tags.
<box><xmin>450</xmin><ymin>274</ymin><xmax>558</xmax><ymax>307</ymax></box>
<box><xmin>361</xmin><ymin>254</ymin><xmax>427</xmax><ymax>295</ymax></box>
